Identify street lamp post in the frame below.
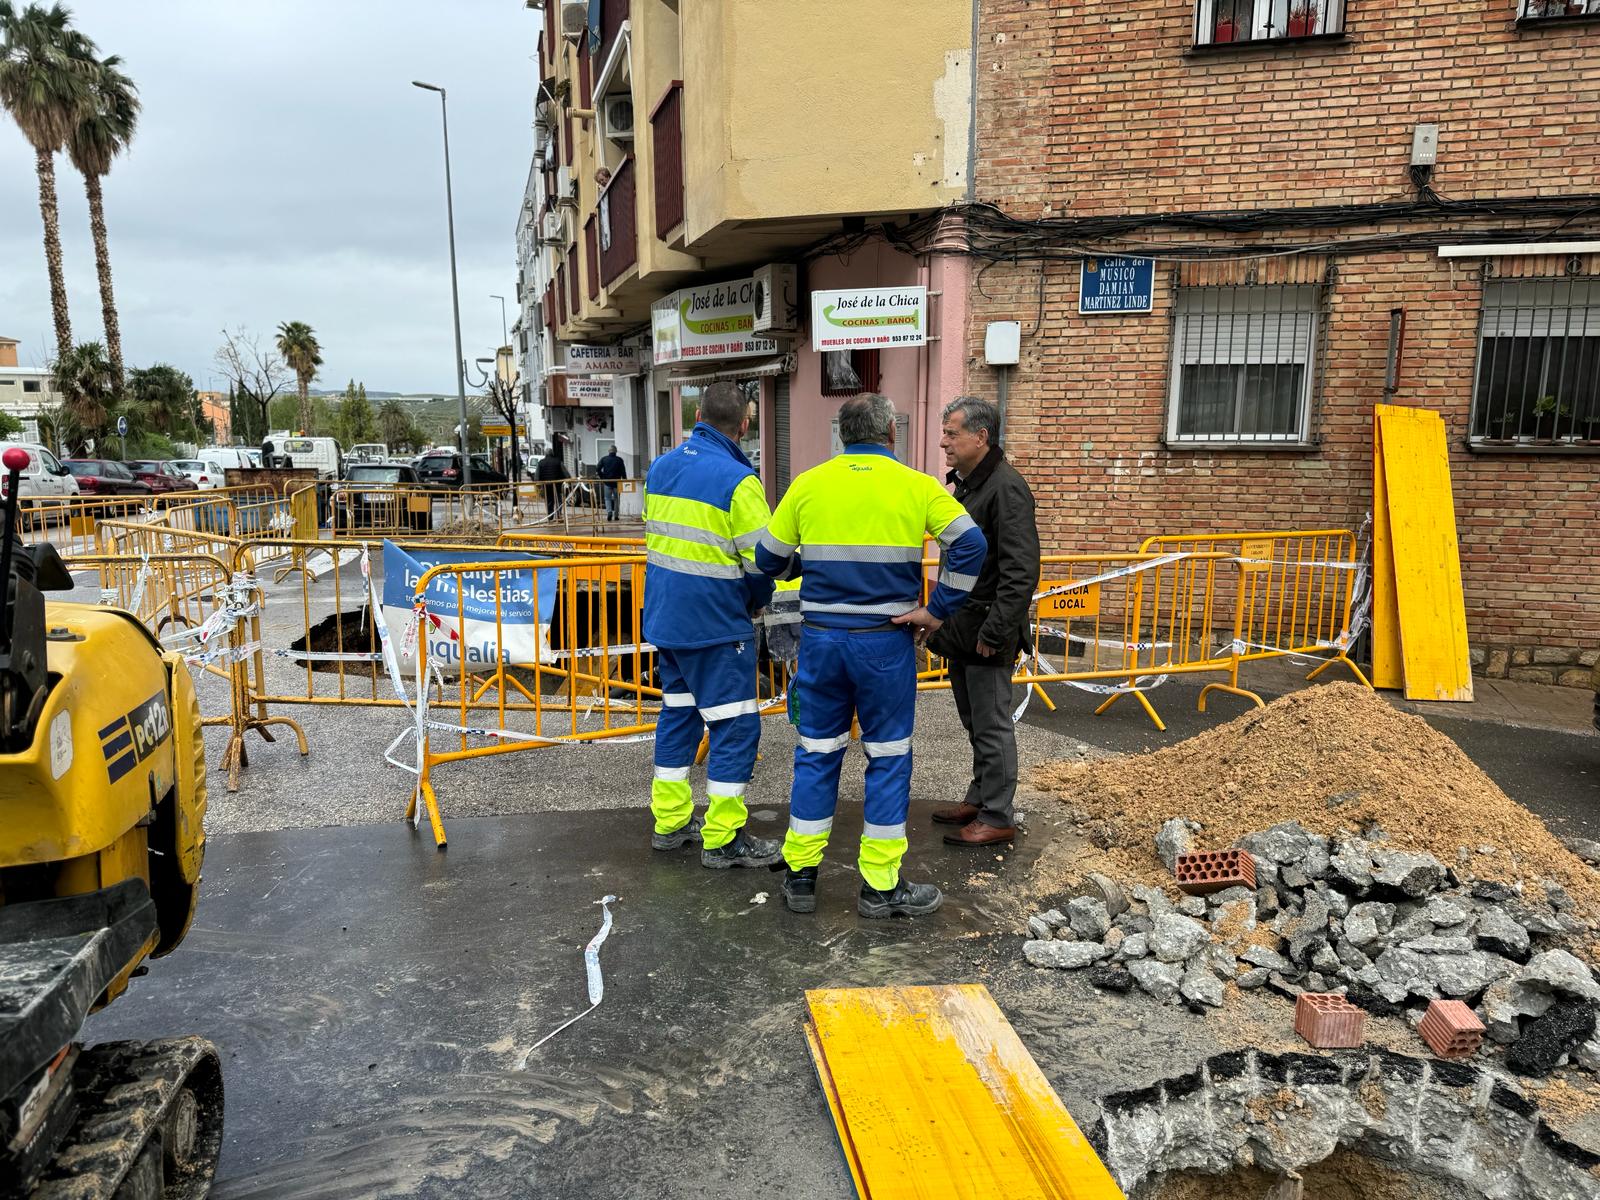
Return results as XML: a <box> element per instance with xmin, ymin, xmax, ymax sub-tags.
<box><xmin>411</xmin><ymin>80</ymin><xmax>473</xmax><ymax>489</ymax></box>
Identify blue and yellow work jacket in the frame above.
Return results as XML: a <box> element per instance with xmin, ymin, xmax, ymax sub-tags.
<box><xmin>754</xmin><ymin>443</ymin><xmax>988</xmax><ymax>627</ymax></box>
<box><xmin>642</xmin><ymin>423</ymin><xmax>775</xmax><ymax>649</ymax></box>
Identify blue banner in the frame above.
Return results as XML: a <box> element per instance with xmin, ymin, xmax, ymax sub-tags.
<box><xmin>382</xmin><ymin>541</ymin><xmax>558</xmax><ymax>669</ymax></box>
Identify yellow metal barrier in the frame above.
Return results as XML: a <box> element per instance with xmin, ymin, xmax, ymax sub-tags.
<box><xmin>1135</xmin><ymin>528</ymin><xmax>1370</xmax><ymax>712</ymax></box>
<box><xmin>406</xmin><ymin>552</ymin><xmax>660</xmax><ymax>846</ymax></box>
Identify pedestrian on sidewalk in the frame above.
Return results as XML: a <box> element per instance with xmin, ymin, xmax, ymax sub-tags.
<box><xmin>597</xmin><ymin>445</ymin><xmax>626</xmax><ymax>521</ymax></box>
<box><xmin>927</xmin><ymin>396</ymin><xmax>1040</xmax><ymax>848</ymax></box>
<box><xmin>536</xmin><ymin>442</ymin><xmax>568</xmax><ymax>520</ymax></box>
<box><xmin>642</xmin><ymin>382</ymin><xmax>781</xmax><ymax>869</ymax></box>
<box><xmin>755</xmin><ymin>392</ymin><xmax>988</xmax><ymax>919</ymax></box>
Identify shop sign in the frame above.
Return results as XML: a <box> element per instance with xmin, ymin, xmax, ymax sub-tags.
<box><xmin>1078</xmin><ymin>256</ymin><xmax>1155</xmax><ymax>314</ymax></box>
<box><xmin>810</xmin><ymin>286</ymin><xmax>928</xmax><ymax>350</ymax></box>
<box><xmin>651</xmin><ymin>277</ymin><xmax>780</xmax><ymax>365</ymax></box>
<box><xmin>566</xmin><ymin>377</ymin><xmax>615</xmax><ymax>402</ymax></box>
<box><xmin>566</xmin><ymin>343</ymin><xmax>638</xmax><ymax>374</ymax></box>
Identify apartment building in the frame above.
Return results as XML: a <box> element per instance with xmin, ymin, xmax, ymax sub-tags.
<box><xmin>516</xmin><ymin>0</ymin><xmax>974</xmax><ymax>499</ymax></box>
<box><xmin>0</xmin><ymin>337</ymin><xmax>60</xmax><ymax>441</ymax></box>
<box><xmin>965</xmin><ymin>0</ymin><xmax>1600</xmax><ymax>680</ymax></box>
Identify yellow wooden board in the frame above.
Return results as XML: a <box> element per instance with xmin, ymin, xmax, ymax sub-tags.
<box><xmin>1038</xmin><ymin>582</ymin><xmax>1101</xmax><ymax>621</ymax></box>
<box><xmin>803</xmin><ymin>1019</ymin><xmax>870</xmax><ymax>1198</ymax></box>
<box><xmin>805</xmin><ymin>984</ymin><xmax>1124</xmax><ymax>1199</ymax></box>
<box><xmin>1376</xmin><ymin>405</ymin><xmax>1473</xmax><ymax>702</ymax></box>
<box><xmin>1370</xmin><ymin>408</ymin><xmax>1404</xmax><ymax>690</ymax></box>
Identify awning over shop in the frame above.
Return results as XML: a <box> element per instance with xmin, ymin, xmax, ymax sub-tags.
<box><xmin>666</xmin><ymin>353</ymin><xmax>795</xmax><ymax>387</ymax></box>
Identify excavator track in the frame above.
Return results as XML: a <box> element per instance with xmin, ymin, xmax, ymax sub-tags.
<box><xmin>30</xmin><ymin>1038</ymin><xmax>222</xmax><ymax>1200</ymax></box>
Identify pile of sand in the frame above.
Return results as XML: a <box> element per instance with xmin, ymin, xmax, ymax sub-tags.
<box><xmin>1032</xmin><ymin>683</ymin><xmax>1600</xmax><ymax>921</ymax></box>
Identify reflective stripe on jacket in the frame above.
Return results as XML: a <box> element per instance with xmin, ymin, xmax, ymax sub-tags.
<box><xmin>643</xmin><ymin>423</ymin><xmax>775</xmax><ymax>649</ymax></box>
<box><xmin>753</xmin><ymin>443</ymin><xmax>988</xmax><ymax>628</ymax></box>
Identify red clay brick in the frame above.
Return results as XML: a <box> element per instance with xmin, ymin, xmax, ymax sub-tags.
<box><xmin>1295</xmin><ymin>993</ymin><xmax>1366</xmax><ymax>1050</ymax></box>
<box><xmin>1418</xmin><ymin>999</ymin><xmax>1486</xmax><ymax>1059</ymax></box>
<box><xmin>1173</xmin><ymin>849</ymin><xmax>1256</xmax><ymax>896</ymax></box>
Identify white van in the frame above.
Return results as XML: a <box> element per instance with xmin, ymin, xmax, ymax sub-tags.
<box><xmin>0</xmin><ymin>441</ymin><xmax>81</xmax><ymax>506</ymax></box>
<box><xmin>200</xmin><ymin>446</ymin><xmax>259</xmax><ymax>473</ymax></box>
<box><xmin>280</xmin><ymin>436</ymin><xmax>343</xmax><ymax>480</ymax></box>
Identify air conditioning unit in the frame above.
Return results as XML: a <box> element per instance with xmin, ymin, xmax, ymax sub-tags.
<box><xmin>751</xmin><ymin>263</ymin><xmax>799</xmax><ymax>334</ymax></box>
<box><xmin>541</xmin><ymin>210</ymin><xmax>565</xmax><ymax>243</ymax></box>
<box><xmin>559</xmin><ymin>0</ymin><xmax>587</xmax><ymax>39</ymax></box>
<box><xmin>604</xmin><ymin>96</ymin><xmax>635</xmax><ymax>142</ymax></box>
<box><xmin>556</xmin><ymin>165</ymin><xmax>576</xmax><ymax>206</ymax></box>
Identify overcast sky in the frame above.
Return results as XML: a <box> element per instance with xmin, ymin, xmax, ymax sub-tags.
<box><xmin>1</xmin><ymin>0</ymin><xmax>538</xmax><ymax>394</ymax></box>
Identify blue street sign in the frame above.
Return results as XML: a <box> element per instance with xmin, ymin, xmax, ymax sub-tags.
<box><xmin>116</xmin><ymin>415</ymin><xmax>128</xmax><ymax>436</ymax></box>
<box><xmin>1079</xmin><ymin>256</ymin><xmax>1155</xmax><ymax>314</ymax></box>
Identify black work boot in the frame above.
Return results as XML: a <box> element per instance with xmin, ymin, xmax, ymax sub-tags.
<box><xmin>858</xmin><ymin>877</ymin><xmax>943</xmax><ymax>919</ymax></box>
<box><xmin>782</xmin><ymin>867</ymin><xmax>818</xmax><ymax>913</ymax></box>
<box><xmin>701</xmin><ymin>829</ymin><xmax>783</xmax><ymax>869</ymax></box>
<box><xmin>651</xmin><ymin>815</ymin><xmax>703</xmax><ymax>851</ymax></box>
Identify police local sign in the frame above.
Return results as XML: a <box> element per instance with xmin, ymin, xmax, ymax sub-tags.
<box><xmin>651</xmin><ymin>277</ymin><xmax>779</xmax><ymax>366</ymax></box>
<box><xmin>811</xmin><ymin>286</ymin><xmax>927</xmax><ymax>351</ymax></box>
<box><xmin>566</xmin><ymin>343</ymin><xmax>638</xmax><ymax>374</ymax></box>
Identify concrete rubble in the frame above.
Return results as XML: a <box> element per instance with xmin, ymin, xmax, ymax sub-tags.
<box><xmin>1090</xmin><ymin>1048</ymin><xmax>1600</xmax><ymax>1198</ymax></box>
<box><xmin>1022</xmin><ymin>819</ymin><xmax>1600</xmax><ymax>1078</ymax></box>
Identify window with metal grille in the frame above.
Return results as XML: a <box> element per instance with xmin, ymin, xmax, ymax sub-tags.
<box><xmin>1519</xmin><ymin>0</ymin><xmax>1599</xmax><ymax>19</ymax></box>
<box><xmin>1167</xmin><ymin>284</ymin><xmax>1322</xmax><ymax>445</ymax></box>
<box><xmin>1194</xmin><ymin>0</ymin><xmax>1346</xmax><ymax>45</ymax></box>
<box><xmin>1470</xmin><ymin>277</ymin><xmax>1599</xmax><ymax>448</ymax></box>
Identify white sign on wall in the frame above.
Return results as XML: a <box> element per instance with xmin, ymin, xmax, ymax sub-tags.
<box><xmin>566</xmin><ymin>343</ymin><xmax>638</xmax><ymax>374</ymax></box>
<box><xmin>651</xmin><ymin>277</ymin><xmax>779</xmax><ymax>366</ymax></box>
<box><xmin>810</xmin><ymin>286</ymin><xmax>928</xmax><ymax>351</ymax></box>
<box><xmin>567</xmin><ymin>377</ymin><xmax>615</xmax><ymax>402</ymax></box>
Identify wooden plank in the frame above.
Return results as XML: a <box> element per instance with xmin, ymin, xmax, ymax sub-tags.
<box><xmin>1376</xmin><ymin>405</ymin><xmax>1474</xmax><ymax>701</ymax></box>
<box><xmin>806</xmin><ymin>984</ymin><xmax>1124</xmax><ymax>1200</ymax></box>
<box><xmin>803</xmin><ymin>1020</ymin><xmax>870</xmax><ymax>1199</ymax></box>
<box><xmin>1369</xmin><ymin>407</ymin><xmax>1404</xmax><ymax>690</ymax></box>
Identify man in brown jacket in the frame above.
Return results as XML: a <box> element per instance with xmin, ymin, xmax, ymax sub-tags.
<box><xmin>927</xmin><ymin>396</ymin><xmax>1041</xmax><ymax>847</ymax></box>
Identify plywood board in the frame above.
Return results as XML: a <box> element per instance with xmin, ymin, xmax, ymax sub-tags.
<box><xmin>1376</xmin><ymin>405</ymin><xmax>1474</xmax><ymax>701</ymax></box>
<box><xmin>805</xmin><ymin>984</ymin><xmax>1123</xmax><ymax>1199</ymax></box>
<box><xmin>1370</xmin><ymin>408</ymin><xmax>1404</xmax><ymax>690</ymax></box>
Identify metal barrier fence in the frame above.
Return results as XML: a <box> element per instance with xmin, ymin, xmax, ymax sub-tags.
<box><xmin>48</xmin><ymin>500</ymin><xmax>1372</xmax><ymax>830</ymax></box>
<box><xmin>1134</xmin><ymin>527</ymin><xmax>1368</xmax><ymax>713</ymax></box>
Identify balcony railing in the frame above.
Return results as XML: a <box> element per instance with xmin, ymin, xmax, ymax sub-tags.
<box><xmin>598</xmin><ymin>156</ymin><xmax>637</xmax><ymax>288</ymax></box>
<box><xmin>585</xmin><ymin>214</ymin><xmax>600</xmax><ymax>300</ymax></box>
<box><xmin>1194</xmin><ymin>0</ymin><xmax>1345</xmax><ymax>45</ymax></box>
<box><xmin>651</xmin><ymin>81</ymin><xmax>684</xmax><ymax>239</ymax></box>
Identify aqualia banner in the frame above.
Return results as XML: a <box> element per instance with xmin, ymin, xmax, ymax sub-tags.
<box><xmin>381</xmin><ymin>541</ymin><xmax>558</xmax><ymax>672</ymax></box>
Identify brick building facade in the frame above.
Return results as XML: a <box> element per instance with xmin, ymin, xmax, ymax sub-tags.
<box><xmin>966</xmin><ymin>0</ymin><xmax>1600</xmax><ymax>683</ymax></box>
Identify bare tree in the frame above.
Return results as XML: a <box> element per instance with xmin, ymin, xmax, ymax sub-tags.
<box><xmin>482</xmin><ymin>367</ymin><xmax>524</xmax><ymax>487</ymax></box>
<box><xmin>214</xmin><ymin>326</ymin><xmax>290</xmax><ymax>445</ymax></box>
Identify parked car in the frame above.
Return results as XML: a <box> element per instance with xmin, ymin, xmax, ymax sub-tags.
<box><xmin>0</xmin><ymin>442</ymin><xmax>81</xmax><ymax>508</ymax></box>
<box><xmin>199</xmin><ymin>446</ymin><xmax>258</xmax><ymax>474</ymax></box>
<box><xmin>330</xmin><ymin>463</ymin><xmax>431</xmax><ymax>532</ymax></box>
<box><xmin>169</xmin><ymin>458</ymin><xmax>226</xmax><ymax>490</ymax></box>
<box><xmin>125</xmin><ymin>459</ymin><xmax>187</xmax><ymax>494</ymax></box>
<box><xmin>415</xmin><ymin>451</ymin><xmax>509</xmax><ymax>489</ymax></box>
<box><xmin>64</xmin><ymin>460</ymin><xmax>153</xmax><ymax>496</ymax></box>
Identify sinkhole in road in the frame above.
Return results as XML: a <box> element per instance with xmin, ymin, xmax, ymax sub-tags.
<box><xmin>1092</xmin><ymin>1048</ymin><xmax>1599</xmax><ymax>1200</ymax></box>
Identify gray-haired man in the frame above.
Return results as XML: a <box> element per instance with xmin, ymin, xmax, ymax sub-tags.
<box><xmin>927</xmin><ymin>396</ymin><xmax>1040</xmax><ymax>847</ymax></box>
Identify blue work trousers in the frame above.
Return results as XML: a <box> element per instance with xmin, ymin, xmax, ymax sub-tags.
<box><xmin>784</xmin><ymin>625</ymin><xmax>916</xmax><ymax>890</ymax></box>
<box><xmin>652</xmin><ymin>640</ymin><xmax>760</xmax><ymax>849</ymax></box>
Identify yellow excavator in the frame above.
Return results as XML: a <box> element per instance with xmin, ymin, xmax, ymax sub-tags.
<box><xmin>0</xmin><ymin>446</ymin><xmax>222</xmax><ymax>1197</ymax></box>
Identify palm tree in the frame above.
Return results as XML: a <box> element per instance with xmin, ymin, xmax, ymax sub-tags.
<box><xmin>51</xmin><ymin>340</ymin><xmax>114</xmax><ymax>453</ymax></box>
<box><xmin>66</xmin><ymin>49</ymin><xmax>137</xmax><ymax>392</ymax></box>
<box><xmin>0</xmin><ymin>3</ymin><xmax>96</xmax><ymax>363</ymax></box>
<box><xmin>275</xmin><ymin>320</ymin><xmax>321</xmax><ymax>434</ymax></box>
